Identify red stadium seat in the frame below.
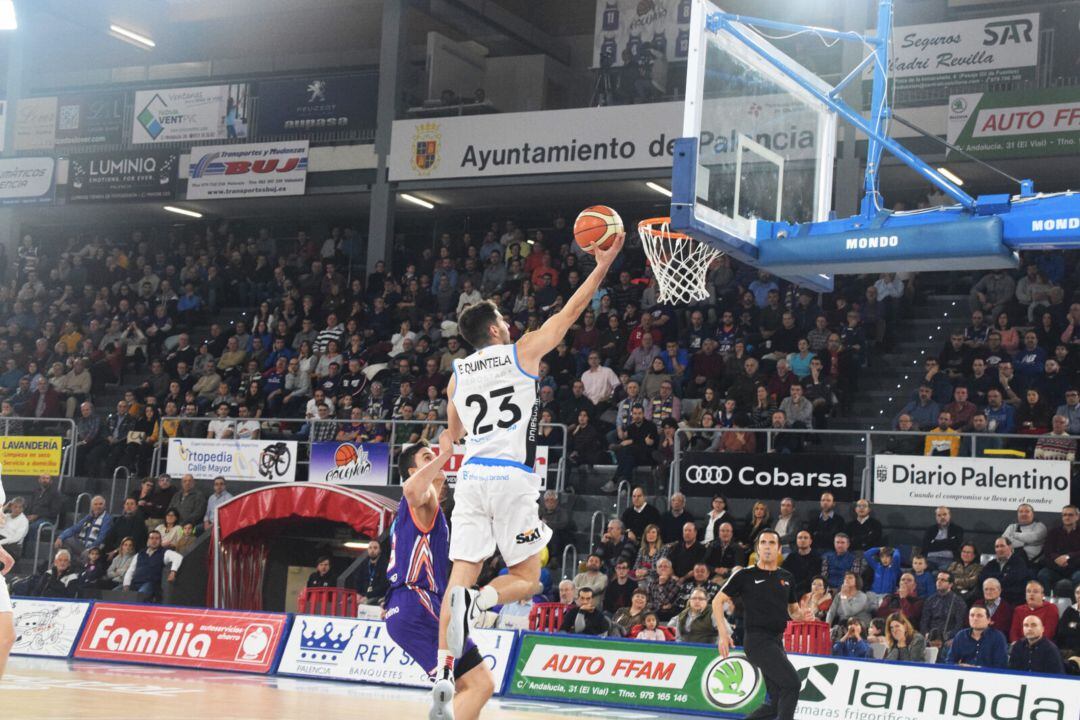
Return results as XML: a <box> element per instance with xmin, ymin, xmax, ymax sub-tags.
<box><xmin>783</xmin><ymin>620</ymin><xmax>831</xmax><ymax>655</ymax></box>
<box><xmin>529</xmin><ymin>602</ymin><xmax>570</xmax><ymax>632</ymax></box>
<box><xmin>298</xmin><ymin>587</ymin><xmax>361</xmax><ymax>617</ymax></box>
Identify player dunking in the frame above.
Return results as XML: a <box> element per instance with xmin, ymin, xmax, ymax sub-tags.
<box><xmin>432</xmin><ymin>232</ymin><xmax>624</xmax><ymax>717</ymax></box>
<box><xmin>712</xmin><ymin>529</ymin><xmax>812</xmax><ymax>720</ymax></box>
<box><xmin>384</xmin><ymin>438</ymin><xmax>494</xmax><ymax>720</ymax></box>
<box><xmin>0</xmin><ymin>466</ymin><xmax>16</xmax><ymax>680</ymax></box>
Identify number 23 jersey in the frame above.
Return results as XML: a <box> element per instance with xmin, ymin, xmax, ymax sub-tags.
<box><xmin>452</xmin><ymin>343</ymin><xmax>539</xmax><ymax>469</ymax></box>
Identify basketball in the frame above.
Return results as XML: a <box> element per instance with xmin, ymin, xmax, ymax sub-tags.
<box><xmin>335</xmin><ymin>443</ymin><xmax>358</xmax><ymax>466</ymax></box>
<box><xmin>574</xmin><ymin>205</ymin><xmax>624</xmax><ymax>253</ymax></box>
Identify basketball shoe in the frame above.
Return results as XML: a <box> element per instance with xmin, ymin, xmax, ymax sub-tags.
<box><xmin>447</xmin><ymin>586</ymin><xmax>481</xmax><ymax>658</ymax></box>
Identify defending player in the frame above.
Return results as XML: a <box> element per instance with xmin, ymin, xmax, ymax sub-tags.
<box><xmin>0</xmin><ymin>466</ymin><xmax>15</xmax><ymax>680</ymax></box>
<box><xmin>433</xmin><ymin>231</ymin><xmax>624</xmax><ymax>703</ymax></box>
<box><xmin>386</xmin><ymin>437</ymin><xmax>494</xmax><ymax>720</ymax></box>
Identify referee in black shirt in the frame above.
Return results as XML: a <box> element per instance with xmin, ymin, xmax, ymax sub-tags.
<box><xmin>712</xmin><ymin>529</ymin><xmax>809</xmax><ymax>720</ymax></box>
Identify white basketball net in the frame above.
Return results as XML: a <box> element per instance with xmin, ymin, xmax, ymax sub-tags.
<box><xmin>638</xmin><ymin>218</ymin><xmax>721</xmax><ymax>305</ymax></box>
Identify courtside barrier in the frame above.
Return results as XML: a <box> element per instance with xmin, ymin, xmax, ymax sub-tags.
<box><xmin>10</xmin><ymin>598</ymin><xmax>93</xmax><ymax>658</ymax></box>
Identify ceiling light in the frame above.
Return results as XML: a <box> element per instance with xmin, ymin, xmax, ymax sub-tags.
<box><xmin>401</xmin><ymin>193</ymin><xmax>435</xmax><ymax>210</ymax></box>
<box><xmin>109</xmin><ymin>24</ymin><xmax>156</xmax><ymax>49</ymax></box>
<box><xmin>343</xmin><ymin>541</ymin><xmax>370</xmax><ymax>550</ymax></box>
<box><xmin>936</xmin><ymin>167</ymin><xmax>964</xmax><ymax>186</ymax></box>
<box><xmin>646</xmin><ymin>181</ymin><xmax>672</xmax><ymax>197</ymax></box>
<box><xmin>163</xmin><ymin>205</ymin><xmax>202</xmax><ymax>219</ymax></box>
<box><xmin>0</xmin><ymin>1</ymin><xmax>17</xmax><ymax>30</ymax></box>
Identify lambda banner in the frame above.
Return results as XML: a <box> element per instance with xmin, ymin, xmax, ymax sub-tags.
<box><xmin>873</xmin><ymin>455</ymin><xmax>1071</xmax><ymax>511</ymax></box>
<box><xmin>74</xmin><ymin>603</ymin><xmax>288</xmax><ymax>673</ymax></box>
<box><xmin>679</xmin><ymin>452</ymin><xmax>857</xmax><ymax>501</ymax></box>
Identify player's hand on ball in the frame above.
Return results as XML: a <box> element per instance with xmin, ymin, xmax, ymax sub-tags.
<box><xmin>717</xmin><ymin>635</ymin><xmax>731</xmax><ymax>659</ymax></box>
<box><xmin>593</xmin><ymin>232</ymin><xmax>625</xmax><ymax>269</ymax></box>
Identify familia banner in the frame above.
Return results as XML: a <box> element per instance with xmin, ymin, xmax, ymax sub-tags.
<box><xmin>257</xmin><ymin>74</ymin><xmax>378</xmax><ymax>136</ymax></box>
<box><xmin>679</xmin><ymin>452</ymin><xmax>857</xmax><ymax>501</ymax></box>
<box><xmin>388</xmin><ymin>97</ymin><xmax>819</xmax><ymax>181</ymax></box>
<box><xmin>509</xmin><ymin>633</ymin><xmax>1080</xmax><ymax>719</ymax></box>
<box><xmin>277</xmin><ymin>616</ymin><xmax>515</xmax><ymax>691</ymax></box>
<box><xmin>166</xmin><ymin>438</ymin><xmax>298</xmax><ymax>482</ymax></box>
<box><xmin>74</xmin><ymin>603</ymin><xmax>288</xmax><ymax>674</ymax></box>
<box><xmin>11</xmin><ymin>598</ymin><xmax>92</xmax><ymax>658</ymax></box>
<box><xmin>592</xmin><ymin>0</ymin><xmax>691</xmax><ymax>67</ymax></box>
<box><xmin>55</xmin><ymin>91</ymin><xmax>127</xmax><ymax>147</ymax></box>
<box><xmin>873</xmin><ymin>455</ymin><xmax>1071</xmax><ymax>511</ymax></box>
<box><xmin>866</xmin><ymin>13</ymin><xmax>1039</xmax><ymax>92</ymax></box>
<box><xmin>309</xmin><ymin>442</ymin><xmax>391</xmax><ymax>486</ymax></box>
<box><xmin>132</xmin><ymin>84</ymin><xmax>249</xmax><ymax>144</ymax></box>
<box><xmin>68</xmin><ymin>151</ymin><xmax>178</xmax><ymax>203</ymax></box>
<box><xmin>0</xmin><ymin>435</ymin><xmax>62</xmax><ymax>474</ymax></box>
<box><xmin>186</xmin><ymin>140</ymin><xmax>309</xmax><ymax>200</ymax></box>
<box><xmin>947</xmin><ymin>87</ymin><xmax>1080</xmax><ymax>159</ymax></box>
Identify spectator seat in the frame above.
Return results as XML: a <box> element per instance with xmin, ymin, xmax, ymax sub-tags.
<box><xmin>529</xmin><ymin>602</ymin><xmax>569</xmax><ymax>632</ymax></box>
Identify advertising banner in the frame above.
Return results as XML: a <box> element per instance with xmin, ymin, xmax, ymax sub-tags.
<box><xmin>0</xmin><ymin>157</ymin><xmax>56</xmax><ymax>206</ymax></box>
<box><xmin>873</xmin><ymin>455</ymin><xmax>1071</xmax><ymax>511</ymax></box>
<box><xmin>678</xmin><ymin>452</ymin><xmax>857</xmax><ymax>501</ymax></box>
<box><xmin>132</xmin><ymin>84</ymin><xmax>249</xmax><ymax>144</ymax></box>
<box><xmin>389</xmin><ymin>97</ymin><xmax>819</xmax><ymax>181</ymax></box>
<box><xmin>166</xmin><ymin>438</ymin><xmax>298</xmax><ymax>482</ymax></box>
<box><xmin>74</xmin><ymin>603</ymin><xmax>288</xmax><ymax>673</ymax></box>
<box><xmin>947</xmin><ymin>87</ymin><xmax>1080</xmax><ymax>159</ymax></box>
<box><xmin>186</xmin><ymin>140</ymin><xmax>309</xmax><ymax>200</ymax></box>
<box><xmin>509</xmin><ymin>634</ymin><xmax>1080</xmax><ymax>719</ymax></box>
<box><xmin>309</xmin><ymin>442</ymin><xmax>391</xmax><ymax>486</ymax></box>
<box><xmin>277</xmin><ymin>616</ymin><xmax>515</xmax><ymax>691</ymax></box>
<box><xmin>13</xmin><ymin>96</ymin><xmax>57</xmax><ymax>151</ymax></box>
<box><xmin>257</xmin><ymin>74</ymin><xmax>378</xmax><ymax>136</ymax></box>
<box><xmin>0</xmin><ymin>435</ymin><xmax>62</xmax><ymax>475</ymax></box>
<box><xmin>55</xmin><ymin>91</ymin><xmax>127</xmax><ymax>147</ymax></box>
<box><xmin>868</xmin><ymin>13</ymin><xmax>1039</xmax><ymax>92</ymax></box>
<box><xmin>592</xmin><ymin>0</ymin><xmax>691</xmax><ymax>67</ymax></box>
<box><xmin>11</xmin><ymin>598</ymin><xmax>92</xmax><ymax>658</ymax></box>
<box><xmin>68</xmin><ymin>151</ymin><xmax>178</xmax><ymax>203</ymax></box>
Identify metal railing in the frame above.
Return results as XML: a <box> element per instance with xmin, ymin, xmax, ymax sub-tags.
<box><xmin>560</xmin><ymin>544</ymin><xmax>578</xmax><ymax>581</ymax></box>
<box><xmin>616</xmin><ymin>480</ymin><xmax>631</xmax><ymax>516</ymax></box>
<box><xmin>32</xmin><ymin>521</ymin><xmax>56</xmax><ymax>573</ymax></box>
<box><xmin>108</xmin><ymin>466</ymin><xmax>133</xmax><ymax>514</ymax></box>
<box><xmin>589</xmin><ymin>510</ymin><xmax>606</xmax><ymax>551</ymax></box>
<box><xmin>73</xmin><ymin>492</ymin><xmax>92</xmax><ymax>521</ymax></box>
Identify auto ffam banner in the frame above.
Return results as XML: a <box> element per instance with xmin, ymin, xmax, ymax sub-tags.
<box><xmin>11</xmin><ymin>598</ymin><xmax>92</xmax><ymax>658</ymax></box>
<box><xmin>678</xmin><ymin>452</ymin><xmax>857</xmax><ymax>501</ymax></box>
<box><xmin>166</xmin><ymin>438</ymin><xmax>298</xmax><ymax>482</ymax></box>
<box><xmin>0</xmin><ymin>157</ymin><xmax>56</xmax><ymax>206</ymax></box>
<box><xmin>186</xmin><ymin>140</ymin><xmax>309</xmax><ymax>200</ymax></box>
<box><xmin>947</xmin><ymin>87</ymin><xmax>1080</xmax><ymax>159</ymax></box>
<box><xmin>309</xmin><ymin>442</ymin><xmax>391</xmax><ymax>486</ymax></box>
<box><xmin>74</xmin><ymin>603</ymin><xmax>288</xmax><ymax>673</ymax></box>
<box><xmin>509</xmin><ymin>633</ymin><xmax>1080</xmax><ymax>719</ymax></box>
<box><xmin>873</xmin><ymin>455</ymin><xmax>1071</xmax><ymax>511</ymax></box>
<box><xmin>277</xmin><ymin>616</ymin><xmax>515</xmax><ymax>692</ymax></box>
<box><xmin>68</xmin><ymin>151</ymin><xmax>178</xmax><ymax>203</ymax></box>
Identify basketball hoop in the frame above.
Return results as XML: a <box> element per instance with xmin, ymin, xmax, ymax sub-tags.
<box><xmin>638</xmin><ymin>217</ymin><xmax>722</xmax><ymax>305</ymax></box>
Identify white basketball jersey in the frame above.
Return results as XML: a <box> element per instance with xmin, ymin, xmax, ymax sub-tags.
<box><xmin>452</xmin><ymin>343</ymin><xmax>539</xmax><ymax>469</ymax></box>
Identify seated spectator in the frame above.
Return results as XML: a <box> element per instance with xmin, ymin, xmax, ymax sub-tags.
<box><xmin>768</xmin><ymin>410</ymin><xmax>803</xmax><ymax>453</ymax></box>
<box><xmin>979</xmin><ymin>536</ymin><xmax>1031</xmax><ymax>606</ymax></box>
<box><xmin>659</xmin><ymin>492</ymin><xmax>695</xmax><ymax>545</ymax></box>
<box><xmin>882</xmin><ymin>414</ymin><xmax>922</xmax><ymax>455</ymax></box>
<box><xmin>704</xmin><ymin>522</ymin><xmax>745</xmax><ymax>583</ymax></box>
<box><xmin>605</xmin><ymin>561</ymin><xmax>638</xmax><ymax>615</ymax></box>
<box><xmin>920</xmin><ymin>506</ymin><xmax>964</xmax><ymax>569</ymax></box>
<box><xmin>674</xmin><ymin>588</ymin><xmax>718</xmax><ymax>644</ymax></box>
<box><xmin>609</xmin><ymin>406</ymin><xmax>658</xmax><ymax>492</ymax></box>
<box><xmin>573</xmin><ymin>554</ymin><xmax>609</xmax><ymax>608</ymax></box>
<box><xmin>354</xmin><ymin>539</ymin><xmax>389</xmax><ymax>605</ymax></box>
<box><xmin>739</xmin><ymin>501</ymin><xmax>772</xmax><ymax>552</ymax></box>
<box><xmin>807</xmin><ymin>492</ymin><xmax>846</xmax><ymax>551</ymax></box>
<box><xmin>12</xmin><ymin>548</ymin><xmax>77</xmax><ymax>598</ymax></box>
<box><xmin>920</xmin><ymin>571</ymin><xmax>967</xmax><ymax>641</ymax></box>
<box><xmin>307</xmin><ymin>556</ymin><xmax>335</xmax><ymax>588</ymax></box>
<box><xmin>1038</xmin><ymin>504</ymin><xmax>1080</xmax><ymax>598</ymax></box>
<box><xmin>122</xmin><ymin>530</ymin><xmax>183</xmax><ymax>603</ymax></box>
<box><xmin>1057</xmin><ymin>586</ymin><xmax>1080</xmax><ymax>673</ymax></box>
<box><xmin>923</xmin><ymin>412</ymin><xmax>960</xmax><ymax>456</ymax></box>
<box><xmin>1055</xmin><ymin>388</ymin><xmax>1080</xmax><ymax>434</ymax></box>
<box><xmin>55</xmin><ymin>495</ymin><xmax>112</xmax><ymax>563</ymax></box>
<box><xmin>106</xmin><ymin>537</ymin><xmax>138</xmax><ymax>588</ymax></box>
<box><xmin>984</xmin><ymin>388</ymin><xmax>1016</xmax><ymax>433</ymax></box>
<box><xmin>875</xmin><ymin>572</ymin><xmax>924</xmax><ymax>628</ymax></box>
<box><xmin>895</xmin><ymin>384</ymin><xmax>940</xmax><ymax>431</ymax></box>
<box><xmin>1009</xmin><ymin>581</ymin><xmax>1059</xmax><ymax>643</ymax></box>
<box><xmin>800</xmin><ymin>576</ymin><xmax>832</xmax><ymax>622</ymax></box>
<box><xmin>821</xmin><ymin>533</ymin><xmax>866</xmax><ymax>591</ymax></box>
<box><xmin>1002</xmin><ymin>503</ymin><xmax>1048</xmax><ymax>564</ymax></box>
<box><xmin>560</xmin><ymin>587</ymin><xmax>609</xmax><ymax>636</ymax></box>
<box><xmin>974</xmin><ymin>577</ymin><xmax>1014</xmax><ymax>635</ymax></box>
<box><xmin>612</xmin><ymin>589</ymin><xmax>650</xmax><ymax>633</ymax></box>
<box><xmin>826</xmin><ymin>572</ymin><xmax>872</xmax><ymax>631</ymax></box>
<box><xmin>566</xmin><ymin>410</ymin><xmax>607</xmax><ymax>469</ymax></box>
<box><xmin>947</xmin><ymin>543</ymin><xmax>983</xmax><ymax>603</ymax></box>
<box><xmin>155</xmin><ymin>509</ymin><xmax>183</xmax><ymax>550</ymax></box>
<box><xmin>845</xmin><ymin>499</ymin><xmax>883</xmax><ymax>553</ymax></box>
<box><xmin>773</xmin><ymin>497</ymin><xmax>799</xmax><ymax>553</ymax></box>
<box><xmin>863</xmin><ymin>546</ymin><xmax>901</xmax><ymax>595</ymax></box>
<box><xmin>168</xmin><ymin>473</ymin><xmax>208</xmax><ymax>527</ymax></box>
<box><xmin>675</xmin><ymin>562</ymin><xmax>721</xmax><ymax>614</ymax></box>
<box><xmin>140</xmin><ymin>474</ymin><xmax>177</xmax><ymax>528</ymax></box>
<box><xmin>1035</xmin><ymin>415</ymin><xmax>1077</xmax><ymax>460</ymax></box>
<box><xmin>1015</xmin><ymin>388</ymin><xmax>1053</xmax><ymax>435</ymax></box>
<box><xmin>947</xmin><ymin>606</ymin><xmax>1009</xmax><ymax>668</ymax></box>
<box><xmin>102</xmin><ymin>497</ymin><xmax>148</xmax><ymax>554</ymax></box>
<box><xmin>883</xmin><ymin>612</ymin><xmax>927</xmax><ymax>663</ymax></box>
<box><xmin>832</xmin><ymin>618</ymin><xmax>871</xmax><ymax>658</ymax></box>
<box><xmin>594</xmin><ymin>519</ymin><xmax>636</xmax><ymax>573</ymax></box>
<box><xmin>634</xmin><ymin>612</ymin><xmax>667</xmax><ymax>641</ymax></box>
<box><xmin>666</xmin><ymin>522</ymin><xmax>706</xmax><ymax>581</ymax></box>
<box><xmin>644</xmin><ymin>558</ymin><xmax>681</xmax><ymax>622</ymax></box>
<box><xmin>0</xmin><ymin>497</ymin><xmax>29</xmax><ymax>553</ymax></box>
<box><xmin>74</xmin><ymin>546</ymin><xmax>108</xmax><ymax>595</ymax></box>
<box><xmin>23</xmin><ymin>474</ymin><xmax>62</xmax><ymax>539</ymax></box>
<box><xmin>632</xmin><ymin>524</ymin><xmax>665</xmax><ymax>581</ymax></box>
<box><xmin>621</xmin><ymin>486</ymin><xmax>661</xmax><ymax>543</ymax></box>
<box><xmin>1009</xmin><ymin>615</ymin><xmax>1065</xmax><ymax>674</ymax></box>
<box><xmin>203</xmin><ymin>477</ymin><xmax>233</xmax><ymax>534</ymax></box>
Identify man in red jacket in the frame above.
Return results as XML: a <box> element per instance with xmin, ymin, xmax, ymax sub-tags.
<box><xmin>1009</xmin><ymin>580</ymin><xmax>1059</xmax><ymax>642</ymax></box>
<box><xmin>973</xmin><ymin>577</ymin><xmax>1014</xmax><ymax>635</ymax></box>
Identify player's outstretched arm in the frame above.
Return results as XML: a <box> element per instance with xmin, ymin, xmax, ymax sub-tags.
<box><xmin>517</xmin><ymin>233</ymin><xmax>625</xmax><ymax>372</ymax></box>
<box><xmin>444</xmin><ymin>375</ymin><xmax>466</xmax><ymax>443</ymax></box>
<box><xmin>401</xmin><ymin>432</ymin><xmax>455</xmax><ymax>509</ymax></box>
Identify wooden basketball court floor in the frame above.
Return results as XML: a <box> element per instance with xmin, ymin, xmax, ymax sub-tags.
<box><xmin>0</xmin><ymin>656</ymin><xmax>695</xmax><ymax>720</ymax></box>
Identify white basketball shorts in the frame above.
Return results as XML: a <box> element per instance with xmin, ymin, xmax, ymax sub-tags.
<box><xmin>449</xmin><ymin>460</ymin><xmax>552</xmax><ymax>568</ymax></box>
<box><xmin>0</xmin><ymin>575</ymin><xmax>11</xmax><ymax>613</ymax></box>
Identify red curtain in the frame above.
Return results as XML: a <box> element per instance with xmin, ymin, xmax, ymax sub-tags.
<box><xmin>218</xmin><ymin>539</ymin><xmax>270</xmax><ymax>611</ymax></box>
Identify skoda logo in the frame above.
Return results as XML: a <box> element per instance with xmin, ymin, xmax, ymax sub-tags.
<box><xmin>685</xmin><ymin>465</ymin><xmax>733</xmax><ymax>484</ymax></box>
<box><xmin>702</xmin><ymin>655</ymin><xmax>765</xmax><ymax>712</ymax></box>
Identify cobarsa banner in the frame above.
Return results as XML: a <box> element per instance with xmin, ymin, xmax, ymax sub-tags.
<box><xmin>679</xmin><ymin>452</ymin><xmax>857</xmax><ymax>501</ymax></box>
<box><xmin>948</xmin><ymin>87</ymin><xmax>1080</xmax><ymax>159</ymax></box>
<box><xmin>166</xmin><ymin>438</ymin><xmax>298</xmax><ymax>482</ymax></box>
<box><xmin>509</xmin><ymin>633</ymin><xmax>1080</xmax><ymax>719</ymax></box>
<box><xmin>278</xmin><ymin>616</ymin><xmax>515</xmax><ymax>692</ymax></box>
<box><xmin>11</xmin><ymin>598</ymin><xmax>92</xmax><ymax>658</ymax></box>
<box><xmin>186</xmin><ymin>140</ymin><xmax>309</xmax><ymax>200</ymax></box>
<box><xmin>309</xmin><ymin>442</ymin><xmax>391</xmax><ymax>486</ymax></box>
<box><xmin>874</xmin><ymin>455</ymin><xmax>1071</xmax><ymax>511</ymax></box>
<box><xmin>74</xmin><ymin>604</ymin><xmax>288</xmax><ymax>673</ymax></box>
<box><xmin>389</xmin><ymin>97</ymin><xmax>820</xmax><ymax>181</ymax></box>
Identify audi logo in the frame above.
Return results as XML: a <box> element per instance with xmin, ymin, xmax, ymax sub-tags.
<box><xmin>684</xmin><ymin>465</ymin><xmax>734</xmax><ymax>484</ymax></box>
